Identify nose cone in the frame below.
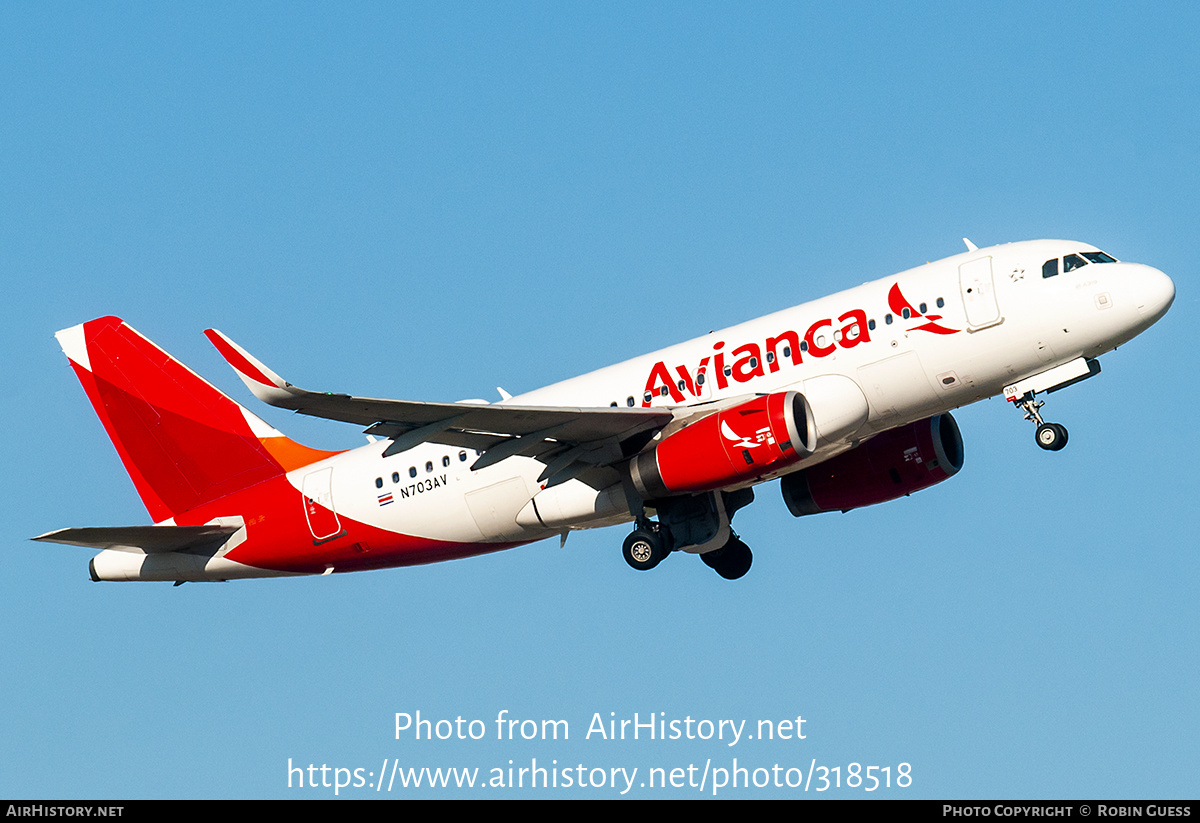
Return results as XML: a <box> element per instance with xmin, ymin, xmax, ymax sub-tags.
<box><xmin>1135</xmin><ymin>265</ymin><xmax>1176</xmax><ymax>325</ymax></box>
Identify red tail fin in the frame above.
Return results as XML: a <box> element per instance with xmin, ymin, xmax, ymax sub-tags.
<box><xmin>56</xmin><ymin>317</ymin><xmax>339</xmax><ymax>521</ymax></box>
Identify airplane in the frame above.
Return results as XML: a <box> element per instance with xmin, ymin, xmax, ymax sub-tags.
<box><xmin>33</xmin><ymin>238</ymin><xmax>1175</xmax><ymax>583</ymax></box>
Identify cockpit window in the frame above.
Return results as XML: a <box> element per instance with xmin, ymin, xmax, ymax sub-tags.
<box><xmin>1063</xmin><ymin>254</ymin><xmax>1087</xmax><ymax>272</ymax></box>
<box><xmin>1044</xmin><ymin>251</ymin><xmax>1116</xmax><ymax>279</ymax></box>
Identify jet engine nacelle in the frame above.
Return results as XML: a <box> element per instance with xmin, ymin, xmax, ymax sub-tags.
<box><xmin>780</xmin><ymin>413</ymin><xmax>964</xmax><ymax>516</ymax></box>
<box><xmin>631</xmin><ymin>391</ymin><xmax>817</xmax><ymax>499</ymax></box>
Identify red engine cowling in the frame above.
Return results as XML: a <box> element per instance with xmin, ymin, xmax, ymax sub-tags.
<box><xmin>630</xmin><ymin>391</ymin><xmax>816</xmax><ymax>499</ymax></box>
<box><xmin>780</xmin><ymin>413</ymin><xmax>964</xmax><ymax>516</ymax></box>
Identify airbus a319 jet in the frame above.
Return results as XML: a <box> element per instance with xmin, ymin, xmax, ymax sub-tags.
<box><xmin>35</xmin><ymin>239</ymin><xmax>1175</xmax><ymax>582</ymax></box>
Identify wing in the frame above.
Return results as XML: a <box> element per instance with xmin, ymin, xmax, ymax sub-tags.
<box><xmin>204</xmin><ymin>329</ymin><xmax>676</xmax><ymax>486</ymax></box>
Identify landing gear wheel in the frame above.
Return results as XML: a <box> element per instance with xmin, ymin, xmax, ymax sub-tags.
<box><xmin>1036</xmin><ymin>422</ymin><xmax>1068</xmax><ymax>451</ymax></box>
<box><xmin>1016</xmin><ymin>393</ymin><xmax>1069</xmax><ymax>453</ymax></box>
<box><xmin>623</xmin><ymin>529</ymin><xmax>667</xmax><ymax>571</ymax></box>
<box><xmin>1053</xmin><ymin>423</ymin><xmax>1068</xmax><ymax>448</ymax></box>
<box><xmin>700</xmin><ymin>537</ymin><xmax>753</xmax><ymax>580</ymax></box>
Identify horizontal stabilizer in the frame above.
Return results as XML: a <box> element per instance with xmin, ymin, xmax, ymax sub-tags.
<box><xmin>32</xmin><ymin>525</ymin><xmax>240</xmax><ymax>555</ymax></box>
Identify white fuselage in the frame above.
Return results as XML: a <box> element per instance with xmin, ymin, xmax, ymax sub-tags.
<box><xmin>309</xmin><ymin>239</ymin><xmax>1174</xmax><ymax>545</ymax></box>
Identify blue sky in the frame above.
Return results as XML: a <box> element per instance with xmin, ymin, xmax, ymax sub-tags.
<box><xmin>2</xmin><ymin>2</ymin><xmax>1196</xmax><ymax>798</ymax></box>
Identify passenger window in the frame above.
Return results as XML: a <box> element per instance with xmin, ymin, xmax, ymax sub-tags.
<box><xmin>936</xmin><ymin>297</ymin><xmax>944</xmax><ymax>308</ymax></box>
<box><xmin>1063</xmin><ymin>254</ymin><xmax>1087</xmax><ymax>272</ymax></box>
<box><xmin>626</xmin><ymin>396</ymin><xmax>635</xmax><ymax>407</ymax></box>
<box><xmin>696</xmin><ymin>373</ymin><xmax>706</xmax><ymax>386</ymax></box>
<box><xmin>375</xmin><ymin>477</ymin><xmax>383</xmax><ymax>489</ymax></box>
<box><xmin>409</xmin><ymin>467</ymin><xmax>417</xmax><ymax>478</ymax></box>
<box><xmin>442</xmin><ymin>455</ymin><xmax>450</xmax><ymax>467</ymax></box>
<box><xmin>425</xmin><ymin>461</ymin><xmax>433</xmax><ymax>473</ymax></box>
<box><xmin>1042</xmin><ymin>258</ymin><xmax>1059</xmax><ymax>278</ymax></box>
<box><xmin>459</xmin><ymin>451</ymin><xmax>468</xmax><ymax>462</ymax></box>
<box><xmin>391</xmin><ymin>472</ymin><xmax>400</xmax><ymax>483</ymax></box>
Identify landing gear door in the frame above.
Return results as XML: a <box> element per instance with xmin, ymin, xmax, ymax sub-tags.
<box><xmin>959</xmin><ymin>256</ymin><xmax>1002</xmax><ymax>329</ymax></box>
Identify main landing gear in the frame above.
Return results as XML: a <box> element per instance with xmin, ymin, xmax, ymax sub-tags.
<box><xmin>622</xmin><ymin>522</ymin><xmax>670</xmax><ymax>572</ymax></box>
<box><xmin>621</xmin><ymin>489</ymin><xmax>754</xmax><ymax>580</ymax></box>
<box><xmin>1014</xmin><ymin>393</ymin><xmax>1068</xmax><ymax>452</ymax></box>
<box><xmin>699</xmin><ymin>536</ymin><xmax>753</xmax><ymax>580</ymax></box>
<box><xmin>621</xmin><ymin>523</ymin><xmax>753</xmax><ymax>579</ymax></box>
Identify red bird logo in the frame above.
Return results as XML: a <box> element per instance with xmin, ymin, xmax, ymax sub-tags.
<box><xmin>888</xmin><ymin>283</ymin><xmax>959</xmax><ymax>335</ymax></box>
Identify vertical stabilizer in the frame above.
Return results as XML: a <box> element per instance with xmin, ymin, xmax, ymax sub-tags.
<box><xmin>57</xmin><ymin>317</ymin><xmax>339</xmax><ymax>521</ymax></box>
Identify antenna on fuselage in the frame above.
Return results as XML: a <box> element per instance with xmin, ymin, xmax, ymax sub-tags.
<box><xmin>963</xmin><ymin>238</ymin><xmax>978</xmax><ymax>252</ymax></box>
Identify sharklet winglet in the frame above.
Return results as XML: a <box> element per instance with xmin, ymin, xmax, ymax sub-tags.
<box><xmin>204</xmin><ymin>329</ymin><xmax>297</xmax><ymax>405</ymax></box>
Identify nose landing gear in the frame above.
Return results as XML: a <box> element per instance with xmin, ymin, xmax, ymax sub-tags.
<box><xmin>1036</xmin><ymin>421</ymin><xmax>1068</xmax><ymax>451</ymax></box>
<box><xmin>1014</xmin><ymin>393</ymin><xmax>1068</xmax><ymax>451</ymax></box>
<box><xmin>1004</xmin><ymin>358</ymin><xmax>1102</xmax><ymax>451</ymax></box>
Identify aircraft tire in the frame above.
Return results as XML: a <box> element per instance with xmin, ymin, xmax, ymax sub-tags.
<box><xmin>701</xmin><ymin>538</ymin><xmax>753</xmax><ymax>580</ymax></box>
<box><xmin>1036</xmin><ymin>422</ymin><xmax>1068</xmax><ymax>451</ymax></box>
<box><xmin>623</xmin><ymin>529</ymin><xmax>666</xmax><ymax>571</ymax></box>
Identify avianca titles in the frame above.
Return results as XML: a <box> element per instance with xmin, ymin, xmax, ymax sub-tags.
<box><xmin>35</xmin><ymin>238</ymin><xmax>1175</xmax><ymax>582</ymax></box>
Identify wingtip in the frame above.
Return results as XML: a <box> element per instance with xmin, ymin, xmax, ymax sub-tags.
<box><xmin>203</xmin><ymin>328</ymin><xmax>301</xmax><ymax>409</ymax></box>
<box><xmin>204</xmin><ymin>328</ymin><xmax>287</xmax><ymax>390</ymax></box>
